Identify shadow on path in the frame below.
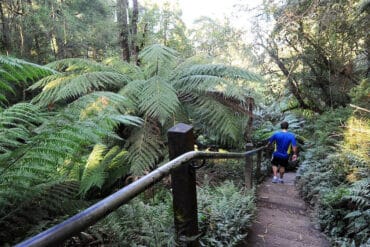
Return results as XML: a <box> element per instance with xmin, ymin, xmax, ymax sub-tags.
<box><xmin>244</xmin><ymin>172</ymin><xmax>330</xmax><ymax>247</ymax></box>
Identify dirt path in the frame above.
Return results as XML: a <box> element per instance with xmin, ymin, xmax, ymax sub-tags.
<box><xmin>244</xmin><ymin>172</ymin><xmax>330</xmax><ymax>247</ymax></box>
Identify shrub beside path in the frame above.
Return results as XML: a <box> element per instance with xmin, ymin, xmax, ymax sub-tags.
<box><xmin>244</xmin><ymin>172</ymin><xmax>330</xmax><ymax>247</ymax></box>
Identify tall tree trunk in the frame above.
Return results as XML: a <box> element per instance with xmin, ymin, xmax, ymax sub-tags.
<box><xmin>131</xmin><ymin>0</ymin><xmax>139</xmax><ymax>64</ymax></box>
<box><xmin>0</xmin><ymin>1</ymin><xmax>12</xmax><ymax>54</ymax></box>
<box><xmin>117</xmin><ymin>0</ymin><xmax>130</xmax><ymax>62</ymax></box>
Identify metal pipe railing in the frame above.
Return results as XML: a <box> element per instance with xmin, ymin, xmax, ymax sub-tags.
<box><xmin>15</xmin><ymin>148</ymin><xmax>264</xmax><ymax>247</ymax></box>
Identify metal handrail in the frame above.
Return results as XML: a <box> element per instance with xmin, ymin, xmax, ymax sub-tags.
<box><xmin>16</xmin><ymin>147</ymin><xmax>265</xmax><ymax>247</ymax></box>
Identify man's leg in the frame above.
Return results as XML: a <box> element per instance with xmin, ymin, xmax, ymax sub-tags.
<box><xmin>272</xmin><ymin>164</ymin><xmax>279</xmax><ymax>183</ymax></box>
<box><xmin>278</xmin><ymin>165</ymin><xmax>285</xmax><ymax>183</ymax></box>
<box><xmin>279</xmin><ymin>166</ymin><xmax>285</xmax><ymax>179</ymax></box>
<box><xmin>272</xmin><ymin>165</ymin><xmax>278</xmax><ymax>177</ymax></box>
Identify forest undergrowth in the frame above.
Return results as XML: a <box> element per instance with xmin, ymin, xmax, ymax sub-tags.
<box><xmin>296</xmin><ymin>80</ymin><xmax>370</xmax><ymax>247</ymax></box>
<box><xmin>61</xmin><ymin>159</ymin><xmax>257</xmax><ymax>247</ymax></box>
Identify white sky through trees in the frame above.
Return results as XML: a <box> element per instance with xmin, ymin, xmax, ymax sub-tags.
<box><xmin>149</xmin><ymin>0</ymin><xmax>263</xmax><ymax>28</ymax></box>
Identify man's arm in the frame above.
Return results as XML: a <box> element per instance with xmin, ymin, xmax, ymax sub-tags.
<box><xmin>292</xmin><ymin>136</ymin><xmax>298</xmax><ymax>160</ymax></box>
<box><xmin>265</xmin><ymin>133</ymin><xmax>276</xmax><ymax>148</ymax></box>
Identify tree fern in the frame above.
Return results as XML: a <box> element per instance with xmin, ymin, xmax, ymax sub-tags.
<box><xmin>175</xmin><ymin>64</ymin><xmax>262</xmax><ymax>84</ymax></box>
<box><xmin>139</xmin><ymin>44</ymin><xmax>179</xmax><ymax>77</ymax></box>
<box><xmin>125</xmin><ymin>118</ymin><xmax>165</xmax><ymax>175</ymax></box>
<box><xmin>119</xmin><ymin>80</ymin><xmax>147</xmax><ymax>111</ymax></box>
<box><xmin>46</xmin><ymin>58</ymin><xmax>118</xmax><ymax>73</ymax></box>
<box><xmin>191</xmin><ymin>96</ymin><xmax>246</xmax><ymax>147</ymax></box>
<box><xmin>0</xmin><ymin>103</ymin><xmax>45</xmax><ymax>160</ymax></box>
<box><xmin>0</xmin><ymin>120</ymin><xmax>102</xmax><ymax>210</ymax></box>
<box><xmin>101</xmin><ymin>146</ymin><xmax>130</xmax><ymax>191</ymax></box>
<box><xmin>80</xmin><ymin>144</ymin><xmax>108</xmax><ymax>196</ymax></box>
<box><xmin>79</xmin><ymin>144</ymin><xmax>131</xmax><ymax>196</ymax></box>
<box><xmin>139</xmin><ymin>76</ymin><xmax>180</xmax><ymax>125</ymax></box>
<box><xmin>0</xmin><ymin>92</ymin><xmax>140</xmax><ymax>214</ymax></box>
<box><xmin>0</xmin><ymin>55</ymin><xmax>54</xmax><ymax>103</ymax></box>
<box><xmin>30</xmin><ymin>71</ymin><xmax>131</xmax><ymax>106</ymax></box>
<box><xmin>102</xmin><ymin>57</ymin><xmax>145</xmax><ymax>80</ymax></box>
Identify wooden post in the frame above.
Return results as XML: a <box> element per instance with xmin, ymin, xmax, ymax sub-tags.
<box><xmin>256</xmin><ymin>150</ymin><xmax>262</xmax><ymax>182</ymax></box>
<box><xmin>168</xmin><ymin>123</ymin><xmax>199</xmax><ymax>247</ymax></box>
<box><xmin>245</xmin><ymin>143</ymin><xmax>254</xmax><ymax>189</ymax></box>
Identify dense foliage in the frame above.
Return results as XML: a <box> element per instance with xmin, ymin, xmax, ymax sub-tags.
<box><xmin>296</xmin><ymin>83</ymin><xmax>369</xmax><ymax>246</ymax></box>
<box><xmin>0</xmin><ymin>0</ymin><xmax>369</xmax><ymax>246</ymax></box>
<box><xmin>0</xmin><ymin>41</ymin><xmax>261</xmax><ymax>244</ymax></box>
<box><xmin>70</xmin><ymin>180</ymin><xmax>255</xmax><ymax>246</ymax></box>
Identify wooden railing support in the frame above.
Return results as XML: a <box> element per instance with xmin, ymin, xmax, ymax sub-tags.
<box><xmin>245</xmin><ymin>143</ymin><xmax>254</xmax><ymax>189</ymax></box>
<box><xmin>168</xmin><ymin>123</ymin><xmax>199</xmax><ymax>247</ymax></box>
<box><xmin>256</xmin><ymin>150</ymin><xmax>262</xmax><ymax>180</ymax></box>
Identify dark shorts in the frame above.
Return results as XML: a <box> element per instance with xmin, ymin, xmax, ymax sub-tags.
<box><xmin>271</xmin><ymin>156</ymin><xmax>289</xmax><ymax>167</ymax></box>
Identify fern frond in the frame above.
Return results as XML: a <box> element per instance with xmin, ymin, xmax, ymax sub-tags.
<box><xmin>119</xmin><ymin>80</ymin><xmax>147</xmax><ymax>110</ymax></box>
<box><xmin>80</xmin><ymin>144</ymin><xmax>107</xmax><ymax>196</ymax></box>
<box><xmin>30</xmin><ymin>72</ymin><xmax>130</xmax><ymax>106</ymax></box>
<box><xmin>67</xmin><ymin>91</ymin><xmax>133</xmax><ymax>116</ymax></box>
<box><xmin>64</xmin><ymin>92</ymin><xmax>142</xmax><ymax>131</ymax></box>
<box><xmin>78</xmin><ymin>145</ymin><xmax>131</xmax><ymax>196</ymax></box>
<box><xmin>344</xmin><ymin>178</ymin><xmax>370</xmax><ymax>209</ymax></box>
<box><xmin>0</xmin><ymin>181</ymin><xmax>82</xmax><ymax>244</ymax></box>
<box><xmin>139</xmin><ymin>76</ymin><xmax>180</xmax><ymax>125</ymax></box>
<box><xmin>46</xmin><ymin>58</ymin><xmax>117</xmax><ymax>73</ymax></box>
<box><xmin>0</xmin><ymin>118</ymin><xmax>111</xmax><ymax>212</ymax></box>
<box><xmin>110</xmin><ymin>115</ymin><xmax>143</xmax><ymax>127</ymax></box>
<box><xmin>101</xmin><ymin>146</ymin><xmax>130</xmax><ymax>190</ymax></box>
<box><xmin>173</xmin><ymin>64</ymin><xmax>262</xmax><ymax>102</ymax></box>
<box><xmin>0</xmin><ymin>103</ymin><xmax>44</xmax><ymax>155</ymax></box>
<box><xmin>176</xmin><ymin>64</ymin><xmax>262</xmax><ymax>82</ymax></box>
<box><xmin>139</xmin><ymin>44</ymin><xmax>179</xmax><ymax>77</ymax></box>
<box><xmin>0</xmin><ymin>55</ymin><xmax>55</xmax><ymax>102</ymax></box>
<box><xmin>102</xmin><ymin>57</ymin><xmax>145</xmax><ymax>80</ymax></box>
<box><xmin>191</xmin><ymin>96</ymin><xmax>247</xmax><ymax>147</ymax></box>
<box><xmin>125</xmin><ymin>119</ymin><xmax>165</xmax><ymax>175</ymax></box>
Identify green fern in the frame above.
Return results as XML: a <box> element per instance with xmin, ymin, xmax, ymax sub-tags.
<box><xmin>119</xmin><ymin>80</ymin><xmax>147</xmax><ymax>111</ymax></box>
<box><xmin>79</xmin><ymin>144</ymin><xmax>107</xmax><ymax>196</ymax></box>
<box><xmin>139</xmin><ymin>44</ymin><xmax>179</xmax><ymax>77</ymax></box>
<box><xmin>30</xmin><ymin>71</ymin><xmax>130</xmax><ymax>106</ymax></box>
<box><xmin>0</xmin><ymin>91</ymin><xmax>140</xmax><ymax>213</ymax></box>
<box><xmin>0</xmin><ymin>103</ymin><xmax>44</xmax><ymax>155</ymax></box>
<box><xmin>139</xmin><ymin>76</ymin><xmax>180</xmax><ymax>125</ymax></box>
<box><xmin>79</xmin><ymin>144</ymin><xmax>131</xmax><ymax>196</ymax></box>
<box><xmin>125</xmin><ymin>119</ymin><xmax>165</xmax><ymax>175</ymax></box>
<box><xmin>0</xmin><ymin>55</ymin><xmax>55</xmax><ymax>102</ymax></box>
<box><xmin>0</xmin><ymin>181</ymin><xmax>84</xmax><ymax>245</ymax></box>
<box><xmin>102</xmin><ymin>57</ymin><xmax>145</xmax><ymax>80</ymax></box>
<box><xmin>344</xmin><ymin>178</ymin><xmax>370</xmax><ymax>210</ymax></box>
<box><xmin>173</xmin><ymin>64</ymin><xmax>262</xmax><ymax>101</ymax></box>
<box><xmin>46</xmin><ymin>58</ymin><xmax>118</xmax><ymax>73</ymax></box>
<box><xmin>191</xmin><ymin>95</ymin><xmax>246</xmax><ymax>147</ymax></box>
<box><xmin>0</xmin><ymin>118</ymin><xmax>116</xmax><ymax>218</ymax></box>
<box><xmin>101</xmin><ymin>146</ymin><xmax>130</xmax><ymax>190</ymax></box>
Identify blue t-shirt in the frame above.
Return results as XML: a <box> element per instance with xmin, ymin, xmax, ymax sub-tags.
<box><xmin>269</xmin><ymin>131</ymin><xmax>297</xmax><ymax>159</ymax></box>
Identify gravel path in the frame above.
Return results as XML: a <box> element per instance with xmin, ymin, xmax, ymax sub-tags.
<box><xmin>244</xmin><ymin>172</ymin><xmax>330</xmax><ymax>247</ymax></box>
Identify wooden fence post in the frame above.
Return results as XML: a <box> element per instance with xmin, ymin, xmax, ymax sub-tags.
<box><xmin>245</xmin><ymin>143</ymin><xmax>254</xmax><ymax>189</ymax></box>
<box><xmin>256</xmin><ymin>149</ymin><xmax>262</xmax><ymax>182</ymax></box>
<box><xmin>168</xmin><ymin>123</ymin><xmax>199</xmax><ymax>247</ymax></box>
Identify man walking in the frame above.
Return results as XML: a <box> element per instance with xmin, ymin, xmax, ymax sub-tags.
<box><xmin>267</xmin><ymin>121</ymin><xmax>298</xmax><ymax>183</ymax></box>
